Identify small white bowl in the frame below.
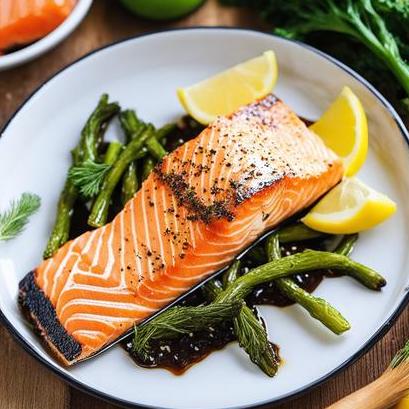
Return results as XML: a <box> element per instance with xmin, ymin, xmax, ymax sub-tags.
<box><xmin>0</xmin><ymin>0</ymin><xmax>93</xmax><ymax>71</ymax></box>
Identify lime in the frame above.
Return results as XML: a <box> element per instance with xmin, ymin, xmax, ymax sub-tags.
<box><xmin>120</xmin><ymin>0</ymin><xmax>205</xmax><ymax>20</ymax></box>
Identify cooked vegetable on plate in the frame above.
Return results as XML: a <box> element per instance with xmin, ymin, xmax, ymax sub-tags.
<box><xmin>15</xmin><ymin>52</ymin><xmax>396</xmax><ymax>376</ymax></box>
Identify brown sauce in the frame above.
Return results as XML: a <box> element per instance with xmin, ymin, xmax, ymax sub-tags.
<box><xmin>246</xmin><ymin>240</ymin><xmax>327</xmax><ymax>307</ymax></box>
<box><xmin>126</xmin><ymin>237</ymin><xmax>337</xmax><ymax>375</ymax></box>
<box><xmin>125</xmin><ymin>321</ymin><xmax>236</xmax><ymax>375</ymax></box>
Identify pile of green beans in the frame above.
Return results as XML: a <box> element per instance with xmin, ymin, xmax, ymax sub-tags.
<box><xmin>43</xmin><ymin>95</ymin><xmax>176</xmax><ymax>257</ymax></box>
<box><xmin>133</xmin><ymin>225</ymin><xmax>386</xmax><ymax>377</ymax></box>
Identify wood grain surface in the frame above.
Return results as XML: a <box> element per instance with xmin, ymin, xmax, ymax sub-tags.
<box><xmin>0</xmin><ymin>1</ymin><xmax>408</xmax><ymax>408</ymax></box>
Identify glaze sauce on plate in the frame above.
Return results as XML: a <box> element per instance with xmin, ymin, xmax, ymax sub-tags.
<box><xmin>125</xmin><ymin>239</ymin><xmax>332</xmax><ymax>375</ymax></box>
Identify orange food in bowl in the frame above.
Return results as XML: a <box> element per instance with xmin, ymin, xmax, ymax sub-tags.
<box><xmin>0</xmin><ymin>0</ymin><xmax>77</xmax><ymax>52</ymax></box>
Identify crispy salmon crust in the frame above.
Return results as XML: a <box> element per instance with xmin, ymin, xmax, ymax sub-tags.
<box><xmin>19</xmin><ymin>95</ymin><xmax>343</xmax><ymax>365</ymax></box>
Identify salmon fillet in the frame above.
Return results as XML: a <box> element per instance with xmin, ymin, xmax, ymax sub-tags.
<box><xmin>0</xmin><ymin>0</ymin><xmax>77</xmax><ymax>52</ymax></box>
<box><xmin>19</xmin><ymin>95</ymin><xmax>343</xmax><ymax>366</ymax></box>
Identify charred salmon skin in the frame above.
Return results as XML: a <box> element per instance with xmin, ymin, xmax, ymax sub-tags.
<box><xmin>19</xmin><ymin>95</ymin><xmax>343</xmax><ymax>365</ymax></box>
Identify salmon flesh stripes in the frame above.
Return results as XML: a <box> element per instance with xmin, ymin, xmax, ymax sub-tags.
<box><xmin>19</xmin><ymin>95</ymin><xmax>343</xmax><ymax>365</ymax></box>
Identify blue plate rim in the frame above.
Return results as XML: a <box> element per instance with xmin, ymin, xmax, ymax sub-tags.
<box><xmin>0</xmin><ymin>26</ymin><xmax>408</xmax><ymax>409</ymax></box>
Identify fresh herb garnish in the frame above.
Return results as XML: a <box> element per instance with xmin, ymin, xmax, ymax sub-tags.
<box><xmin>133</xmin><ymin>301</ymin><xmax>242</xmax><ymax>360</ymax></box>
<box><xmin>0</xmin><ymin>193</ymin><xmax>41</xmax><ymax>241</ymax></box>
<box><xmin>69</xmin><ymin>160</ymin><xmax>112</xmax><ymax>198</ymax></box>
<box><xmin>391</xmin><ymin>340</ymin><xmax>409</xmax><ymax>369</ymax></box>
<box><xmin>234</xmin><ymin>304</ymin><xmax>279</xmax><ymax>376</ymax></box>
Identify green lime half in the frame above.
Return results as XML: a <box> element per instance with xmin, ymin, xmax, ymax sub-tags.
<box><xmin>120</xmin><ymin>0</ymin><xmax>205</xmax><ymax>20</ymax></box>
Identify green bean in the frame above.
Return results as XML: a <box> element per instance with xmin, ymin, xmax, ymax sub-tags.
<box><xmin>145</xmin><ymin>134</ymin><xmax>167</xmax><ymax>160</ymax></box>
<box><xmin>43</xmin><ymin>95</ymin><xmax>119</xmax><ymax>258</ymax></box>
<box><xmin>222</xmin><ymin>260</ymin><xmax>241</xmax><ymax>289</ymax></box>
<box><xmin>122</xmin><ymin>162</ymin><xmax>139</xmax><ymax>204</ymax></box>
<box><xmin>202</xmin><ymin>279</ymin><xmax>223</xmax><ymax>301</ymax></box>
<box><xmin>88</xmin><ymin>126</ymin><xmax>154</xmax><ymax>227</ymax></box>
<box><xmin>119</xmin><ymin>111</ymin><xmax>147</xmax><ymax>205</ymax></box>
<box><xmin>278</xmin><ymin>223</ymin><xmax>327</xmax><ymax>243</ymax></box>
<box><xmin>246</xmin><ymin>246</ymin><xmax>266</xmax><ymax>264</ymax></box>
<box><xmin>216</xmin><ymin>250</ymin><xmax>386</xmax><ymax>303</ymax></box>
<box><xmin>119</xmin><ymin>110</ymin><xmax>145</xmax><ymax>140</ymax></box>
<box><xmin>71</xmin><ymin>94</ymin><xmax>120</xmax><ymax>165</ymax></box>
<box><xmin>156</xmin><ymin>123</ymin><xmax>177</xmax><ymax>143</ymax></box>
<box><xmin>104</xmin><ymin>141</ymin><xmax>123</xmax><ymax>165</ymax></box>
<box><xmin>268</xmin><ymin>232</ymin><xmax>350</xmax><ymax>334</ymax></box>
<box><xmin>43</xmin><ymin>182</ymin><xmax>78</xmax><ymax>259</ymax></box>
<box><xmin>335</xmin><ymin>234</ymin><xmax>359</xmax><ymax>256</ymax></box>
<box><xmin>141</xmin><ymin>156</ymin><xmax>156</xmax><ymax>181</ymax></box>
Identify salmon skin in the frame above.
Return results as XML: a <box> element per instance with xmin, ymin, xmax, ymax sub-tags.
<box><xmin>19</xmin><ymin>95</ymin><xmax>343</xmax><ymax>366</ymax></box>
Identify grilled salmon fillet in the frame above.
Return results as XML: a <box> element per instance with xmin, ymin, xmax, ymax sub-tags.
<box><xmin>19</xmin><ymin>95</ymin><xmax>343</xmax><ymax>365</ymax></box>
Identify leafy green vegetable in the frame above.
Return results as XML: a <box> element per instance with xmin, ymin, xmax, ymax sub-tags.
<box><xmin>221</xmin><ymin>0</ymin><xmax>409</xmax><ymax>118</ymax></box>
<box><xmin>390</xmin><ymin>339</ymin><xmax>409</xmax><ymax>368</ymax></box>
<box><xmin>0</xmin><ymin>193</ymin><xmax>41</xmax><ymax>241</ymax></box>
<box><xmin>68</xmin><ymin>160</ymin><xmax>112</xmax><ymax>198</ymax></box>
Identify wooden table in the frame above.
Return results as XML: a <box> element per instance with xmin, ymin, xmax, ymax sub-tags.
<box><xmin>0</xmin><ymin>1</ymin><xmax>408</xmax><ymax>408</ymax></box>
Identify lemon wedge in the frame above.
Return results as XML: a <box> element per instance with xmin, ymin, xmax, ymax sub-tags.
<box><xmin>302</xmin><ymin>178</ymin><xmax>396</xmax><ymax>234</ymax></box>
<box><xmin>396</xmin><ymin>396</ymin><xmax>409</xmax><ymax>409</ymax></box>
<box><xmin>310</xmin><ymin>86</ymin><xmax>368</xmax><ymax>176</ymax></box>
<box><xmin>177</xmin><ymin>51</ymin><xmax>278</xmax><ymax>124</ymax></box>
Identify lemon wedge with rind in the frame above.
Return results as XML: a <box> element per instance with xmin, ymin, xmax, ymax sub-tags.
<box><xmin>302</xmin><ymin>178</ymin><xmax>396</xmax><ymax>234</ymax></box>
<box><xmin>310</xmin><ymin>86</ymin><xmax>368</xmax><ymax>177</ymax></box>
<box><xmin>177</xmin><ymin>51</ymin><xmax>278</xmax><ymax>125</ymax></box>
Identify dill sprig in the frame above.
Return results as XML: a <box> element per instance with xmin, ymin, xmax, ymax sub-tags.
<box><xmin>234</xmin><ymin>305</ymin><xmax>279</xmax><ymax>376</ymax></box>
<box><xmin>133</xmin><ymin>301</ymin><xmax>242</xmax><ymax>360</ymax></box>
<box><xmin>68</xmin><ymin>160</ymin><xmax>111</xmax><ymax>198</ymax></box>
<box><xmin>391</xmin><ymin>340</ymin><xmax>409</xmax><ymax>369</ymax></box>
<box><xmin>0</xmin><ymin>193</ymin><xmax>41</xmax><ymax>241</ymax></box>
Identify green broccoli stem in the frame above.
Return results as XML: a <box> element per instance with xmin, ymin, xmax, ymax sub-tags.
<box><xmin>88</xmin><ymin>126</ymin><xmax>154</xmax><ymax>227</ymax></box>
<box><xmin>216</xmin><ymin>250</ymin><xmax>386</xmax><ymax>304</ymax></box>
<box><xmin>43</xmin><ymin>95</ymin><xmax>119</xmax><ymax>258</ymax></box>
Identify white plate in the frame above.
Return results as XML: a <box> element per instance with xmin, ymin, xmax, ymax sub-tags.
<box><xmin>0</xmin><ymin>0</ymin><xmax>93</xmax><ymax>71</ymax></box>
<box><xmin>0</xmin><ymin>28</ymin><xmax>409</xmax><ymax>409</ymax></box>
